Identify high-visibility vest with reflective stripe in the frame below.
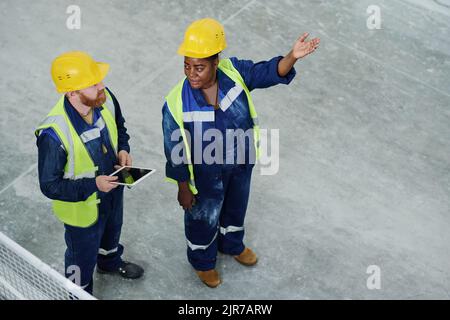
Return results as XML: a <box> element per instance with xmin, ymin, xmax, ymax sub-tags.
<box><xmin>165</xmin><ymin>58</ymin><xmax>261</xmax><ymax>195</ymax></box>
<box><xmin>35</xmin><ymin>90</ymin><xmax>118</xmax><ymax>227</ymax></box>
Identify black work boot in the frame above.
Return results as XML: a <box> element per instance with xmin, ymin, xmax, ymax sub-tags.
<box><xmin>97</xmin><ymin>261</ymin><xmax>144</xmax><ymax>279</ymax></box>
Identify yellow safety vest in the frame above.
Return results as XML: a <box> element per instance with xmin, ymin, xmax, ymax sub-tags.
<box><xmin>165</xmin><ymin>58</ymin><xmax>261</xmax><ymax>195</ymax></box>
<box><xmin>35</xmin><ymin>90</ymin><xmax>118</xmax><ymax>227</ymax></box>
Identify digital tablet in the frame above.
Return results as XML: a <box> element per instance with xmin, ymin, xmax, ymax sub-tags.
<box><xmin>109</xmin><ymin>166</ymin><xmax>156</xmax><ymax>187</ymax></box>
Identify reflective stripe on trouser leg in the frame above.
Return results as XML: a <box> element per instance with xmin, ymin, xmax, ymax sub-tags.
<box><xmin>218</xmin><ymin>165</ymin><xmax>253</xmax><ymax>255</ymax></box>
<box><xmin>97</xmin><ymin>187</ymin><xmax>125</xmax><ymax>271</ymax></box>
<box><xmin>219</xmin><ymin>225</ymin><xmax>244</xmax><ymax>235</ymax></box>
<box><xmin>97</xmin><ymin>244</ymin><xmax>124</xmax><ymax>271</ymax></box>
<box><xmin>184</xmin><ymin>196</ymin><xmax>224</xmax><ymax>271</ymax></box>
<box><xmin>98</xmin><ymin>247</ymin><xmax>118</xmax><ymax>256</ymax></box>
<box><xmin>218</xmin><ymin>224</ymin><xmax>246</xmax><ymax>256</ymax></box>
<box><xmin>185</xmin><ymin>228</ymin><xmax>220</xmax><ymax>271</ymax></box>
<box><xmin>186</xmin><ymin>231</ymin><xmax>218</xmax><ymax>251</ymax></box>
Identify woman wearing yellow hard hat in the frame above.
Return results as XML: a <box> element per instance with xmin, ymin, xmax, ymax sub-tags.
<box><xmin>162</xmin><ymin>18</ymin><xmax>319</xmax><ymax>288</ymax></box>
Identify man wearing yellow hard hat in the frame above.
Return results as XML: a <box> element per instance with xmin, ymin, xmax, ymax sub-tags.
<box><xmin>35</xmin><ymin>51</ymin><xmax>144</xmax><ymax>294</ymax></box>
<box><xmin>162</xmin><ymin>18</ymin><xmax>319</xmax><ymax>287</ymax></box>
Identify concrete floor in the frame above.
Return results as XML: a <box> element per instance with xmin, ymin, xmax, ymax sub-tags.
<box><xmin>0</xmin><ymin>0</ymin><xmax>449</xmax><ymax>299</ymax></box>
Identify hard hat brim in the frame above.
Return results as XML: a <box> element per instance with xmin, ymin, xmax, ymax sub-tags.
<box><xmin>96</xmin><ymin>62</ymin><xmax>109</xmax><ymax>83</ymax></box>
<box><xmin>177</xmin><ymin>46</ymin><xmax>206</xmax><ymax>59</ymax></box>
<box><xmin>177</xmin><ymin>43</ymin><xmax>226</xmax><ymax>59</ymax></box>
<box><xmin>177</xmin><ymin>46</ymin><xmax>223</xmax><ymax>59</ymax></box>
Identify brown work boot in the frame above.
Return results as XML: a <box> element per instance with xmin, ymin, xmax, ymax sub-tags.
<box><xmin>196</xmin><ymin>269</ymin><xmax>221</xmax><ymax>288</ymax></box>
<box><xmin>234</xmin><ymin>247</ymin><xmax>258</xmax><ymax>266</ymax></box>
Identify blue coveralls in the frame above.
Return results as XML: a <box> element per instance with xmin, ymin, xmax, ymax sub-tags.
<box><xmin>36</xmin><ymin>88</ymin><xmax>130</xmax><ymax>294</ymax></box>
<box><xmin>162</xmin><ymin>57</ymin><xmax>296</xmax><ymax>271</ymax></box>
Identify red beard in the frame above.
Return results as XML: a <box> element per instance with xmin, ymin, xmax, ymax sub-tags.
<box><xmin>79</xmin><ymin>90</ymin><xmax>106</xmax><ymax>108</ymax></box>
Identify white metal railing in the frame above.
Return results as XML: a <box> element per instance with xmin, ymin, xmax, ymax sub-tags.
<box><xmin>0</xmin><ymin>231</ymin><xmax>95</xmax><ymax>300</ymax></box>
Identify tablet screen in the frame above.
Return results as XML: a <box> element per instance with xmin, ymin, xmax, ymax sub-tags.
<box><xmin>111</xmin><ymin>167</ymin><xmax>154</xmax><ymax>185</ymax></box>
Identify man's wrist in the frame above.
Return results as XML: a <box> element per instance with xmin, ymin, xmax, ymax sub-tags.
<box><xmin>90</xmin><ymin>177</ymin><xmax>100</xmax><ymax>193</ymax></box>
<box><xmin>118</xmin><ymin>146</ymin><xmax>131</xmax><ymax>154</ymax></box>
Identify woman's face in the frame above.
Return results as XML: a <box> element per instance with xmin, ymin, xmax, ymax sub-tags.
<box><xmin>184</xmin><ymin>57</ymin><xmax>218</xmax><ymax>89</ymax></box>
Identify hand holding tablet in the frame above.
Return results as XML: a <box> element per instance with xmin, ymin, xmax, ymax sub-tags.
<box><xmin>109</xmin><ymin>166</ymin><xmax>156</xmax><ymax>187</ymax></box>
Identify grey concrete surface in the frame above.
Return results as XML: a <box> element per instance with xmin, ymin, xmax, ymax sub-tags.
<box><xmin>0</xmin><ymin>0</ymin><xmax>449</xmax><ymax>299</ymax></box>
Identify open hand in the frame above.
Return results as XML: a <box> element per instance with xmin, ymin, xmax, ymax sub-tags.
<box><xmin>292</xmin><ymin>32</ymin><xmax>320</xmax><ymax>59</ymax></box>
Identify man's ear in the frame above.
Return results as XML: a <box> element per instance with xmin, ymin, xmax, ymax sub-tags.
<box><xmin>66</xmin><ymin>91</ymin><xmax>77</xmax><ymax>98</ymax></box>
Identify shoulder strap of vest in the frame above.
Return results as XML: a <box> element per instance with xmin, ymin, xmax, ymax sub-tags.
<box><xmin>35</xmin><ymin>96</ymin><xmax>76</xmax><ymax>177</ymax></box>
<box><xmin>165</xmin><ymin>77</ymin><xmax>186</xmax><ymax>128</ymax></box>
<box><xmin>218</xmin><ymin>58</ymin><xmax>247</xmax><ymax>91</ymax></box>
<box><xmin>35</xmin><ymin>95</ymin><xmax>67</xmax><ymax>137</ymax></box>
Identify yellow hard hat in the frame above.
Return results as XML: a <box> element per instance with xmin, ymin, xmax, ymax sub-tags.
<box><xmin>51</xmin><ymin>51</ymin><xmax>109</xmax><ymax>93</ymax></box>
<box><xmin>177</xmin><ymin>18</ymin><xmax>227</xmax><ymax>58</ymax></box>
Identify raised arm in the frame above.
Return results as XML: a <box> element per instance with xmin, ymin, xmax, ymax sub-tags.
<box><xmin>278</xmin><ymin>32</ymin><xmax>320</xmax><ymax>77</ymax></box>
